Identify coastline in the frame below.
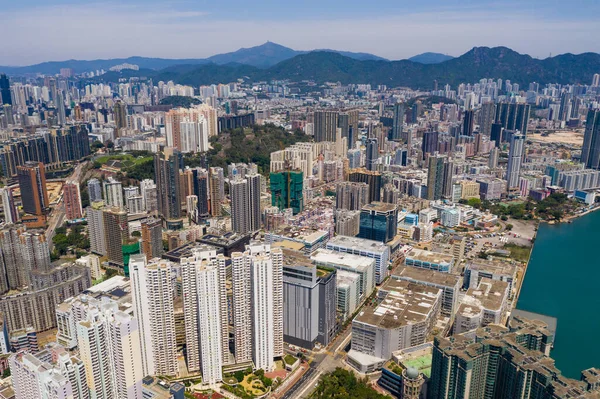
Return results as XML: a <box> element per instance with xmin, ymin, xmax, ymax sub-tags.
<box><xmin>511</xmin><ymin>220</ymin><xmax>538</xmax><ymax>306</ymax></box>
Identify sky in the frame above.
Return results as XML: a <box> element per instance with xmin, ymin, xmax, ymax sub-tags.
<box><xmin>1</xmin><ymin>0</ymin><xmax>600</xmax><ymax>65</ymax></box>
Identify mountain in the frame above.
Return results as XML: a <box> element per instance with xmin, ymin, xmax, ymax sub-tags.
<box><xmin>0</xmin><ymin>42</ymin><xmax>386</xmax><ymax>74</ymax></box>
<box><xmin>408</xmin><ymin>52</ymin><xmax>454</xmax><ymax>64</ymax></box>
<box><xmin>207</xmin><ymin>42</ymin><xmax>299</xmax><ymax>68</ymax></box>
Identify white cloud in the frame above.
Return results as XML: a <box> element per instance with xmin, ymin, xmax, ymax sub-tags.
<box><xmin>0</xmin><ymin>3</ymin><xmax>598</xmax><ymax>65</ymax></box>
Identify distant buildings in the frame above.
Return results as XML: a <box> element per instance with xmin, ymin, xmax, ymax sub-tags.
<box><xmin>506</xmin><ymin>131</ymin><xmax>525</xmax><ymax>190</ymax></box>
<box><xmin>582</xmin><ymin>109</ymin><xmax>600</xmax><ymax>170</ymax></box>
<box><xmin>154</xmin><ymin>148</ymin><xmax>183</xmax><ymax>222</ymax></box>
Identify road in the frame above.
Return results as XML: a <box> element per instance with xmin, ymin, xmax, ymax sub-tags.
<box><xmin>46</xmin><ymin>161</ymin><xmax>88</xmax><ymax>249</ymax></box>
<box><xmin>279</xmin><ymin>325</ymin><xmax>354</xmax><ymax>399</ymax></box>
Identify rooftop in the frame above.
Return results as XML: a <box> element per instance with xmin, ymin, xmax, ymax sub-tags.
<box><xmin>282</xmin><ymin>249</ymin><xmax>314</xmax><ymax>268</ymax></box>
<box><xmin>311</xmin><ymin>248</ymin><xmax>375</xmax><ymax>270</ymax></box>
<box><xmin>393</xmin><ymin>266</ymin><xmax>461</xmax><ymax>288</ymax></box>
<box><xmin>361</xmin><ymin>201</ymin><xmax>397</xmax><ymax>213</ymax></box>
<box><xmin>405</xmin><ymin>248</ymin><xmax>454</xmax><ymax>264</ymax></box>
<box><xmin>355</xmin><ymin>280</ymin><xmax>440</xmax><ymax>329</ymax></box>
<box><xmin>327</xmin><ymin>235</ymin><xmax>389</xmax><ymax>253</ymax></box>
<box><xmin>466</xmin><ymin>258</ymin><xmax>518</xmax><ymax>276</ymax></box>
<box><xmin>459</xmin><ymin>278</ymin><xmax>509</xmax><ymax>316</ymax></box>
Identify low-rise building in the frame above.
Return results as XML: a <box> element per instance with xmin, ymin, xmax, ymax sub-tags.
<box><xmin>464</xmin><ymin>258</ymin><xmax>518</xmax><ymax>298</ymax></box>
<box><xmin>311</xmin><ymin>248</ymin><xmax>376</xmax><ymax>298</ymax></box>
<box><xmin>454</xmin><ymin>278</ymin><xmax>510</xmax><ymax>334</ymax></box>
<box><xmin>404</xmin><ymin>248</ymin><xmax>454</xmax><ymax>273</ymax></box>
<box><xmin>326</xmin><ymin>235</ymin><xmax>390</xmax><ymax>284</ymax></box>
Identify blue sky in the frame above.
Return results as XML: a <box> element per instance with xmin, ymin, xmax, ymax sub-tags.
<box><xmin>1</xmin><ymin>0</ymin><xmax>599</xmax><ymax>65</ymax></box>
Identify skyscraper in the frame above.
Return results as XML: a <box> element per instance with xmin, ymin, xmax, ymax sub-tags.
<box><xmin>479</xmin><ymin>102</ymin><xmax>496</xmax><ymax>136</ymax></box>
<box><xmin>141</xmin><ymin>217</ymin><xmax>163</xmax><ymax>261</ymax></box>
<box><xmin>87</xmin><ymin>202</ymin><xmax>106</xmax><ymax>256</ymax></box>
<box><xmin>113</xmin><ymin>101</ymin><xmax>127</xmax><ymax>134</ymax></box>
<box><xmin>506</xmin><ymin>132</ymin><xmax>525</xmax><ymax>190</ymax></box>
<box><xmin>0</xmin><ymin>74</ymin><xmax>11</xmax><ymax>105</ymax></box>
<box><xmin>0</xmin><ymin>187</ymin><xmax>18</xmax><ymax>224</ymax></box>
<box><xmin>462</xmin><ymin>109</ymin><xmax>474</xmax><ymax>136</ymax></box>
<box><xmin>426</xmin><ymin>154</ymin><xmax>447</xmax><ymax>200</ymax></box>
<box><xmin>87</xmin><ymin>178</ymin><xmax>102</xmax><ymax>202</ymax></box>
<box><xmin>63</xmin><ymin>180</ymin><xmax>83</xmax><ymax>220</ymax></box>
<box><xmin>348</xmin><ymin>168</ymin><xmax>382</xmax><ymax>203</ymax></box>
<box><xmin>103</xmin><ymin>177</ymin><xmax>123</xmax><ymax>209</ymax></box>
<box><xmin>231</xmin><ymin>244</ymin><xmax>283</xmax><ymax>370</ymax></box>
<box><xmin>192</xmin><ymin>168</ymin><xmax>210</xmax><ymax>221</ymax></box>
<box><xmin>77</xmin><ymin>314</ymin><xmax>113</xmax><ymax>399</ymax></box>
<box><xmin>209</xmin><ymin>167</ymin><xmax>224</xmax><ymax>217</ymax></box>
<box><xmin>366</xmin><ymin>138</ymin><xmax>379</xmax><ymax>171</ymax></box>
<box><xmin>154</xmin><ymin>148</ymin><xmax>183</xmax><ymax>221</ymax></box>
<box><xmin>180</xmin><ymin>248</ymin><xmax>227</xmax><ymax>382</ymax></box>
<box><xmin>140</xmin><ymin>179</ymin><xmax>158</xmax><ymax>213</ymax></box>
<box><xmin>314</xmin><ymin>110</ymin><xmax>339</xmax><ymax>142</ymax></box>
<box><xmin>391</xmin><ymin>103</ymin><xmax>405</xmax><ymax>141</ymax></box>
<box><xmin>102</xmin><ymin>207</ymin><xmax>129</xmax><ymax>269</ymax></box>
<box><xmin>335</xmin><ymin>181</ymin><xmax>369</xmax><ymax>211</ymax></box>
<box><xmin>421</xmin><ymin>131</ymin><xmax>439</xmax><ymax>156</ymax></box>
<box><xmin>581</xmin><ymin>109</ymin><xmax>600</xmax><ymax>170</ymax></box>
<box><xmin>17</xmin><ymin>161</ymin><xmax>49</xmax><ymax>216</ymax></box>
<box><xmin>130</xmin><ymin>255</ymin><xmax>178</xmax><ymax>377</ymax></box>
<box><xmin>230</xmin><ymin>173</ymin><xmax>262</xmax><ymax>234</ymax></box>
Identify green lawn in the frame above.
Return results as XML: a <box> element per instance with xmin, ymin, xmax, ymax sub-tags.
<box><xmin>284</xmin><ymin>354</ymin><xmax>297</xmax><ymax>366</ymax></box>
<box><xmin>504</xmin><ymin>243</ymin><xmax>532</xmax><ymax>263</ymax></box>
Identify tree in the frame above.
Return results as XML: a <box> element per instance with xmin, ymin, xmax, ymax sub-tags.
<box><xmin>132</xmin><ymin>231</ymin><xmax>141</xmax><ymax>237</ymax></box>
<box><xmin>467</xmin><ymin>198</ymin><xmax>482</xmax><ymax>208</ymax></box>
<box><xmin>506</xmin><ymin>224</ymin><xmax>514</xmax><ymax>231</ymax></box>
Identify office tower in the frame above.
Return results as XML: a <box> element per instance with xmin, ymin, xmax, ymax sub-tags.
<box><xmin>155</xmin><ymin>148</ymin><xmax>183</xmax><ymax>221</ymax></box>
<box><xmin>77</xmin><ymin>314</ymin><xmax>113</xmax><ymax>399</ymax></box>
<box><xmin>141</xmin><ymin>217</ymin><xmax>163</xmax><ymax>261</ymax></box>
<box><xmin>366</xmin><ymin>138</ymin><xmax>379</xmax><ymax>171</ymax></box>
<box><xmin>427</xmin><ymin>154</ymin><xmax>447</xmax><ymax>200</ymax></box>
<box><xmin>314</xmin><ymin>110</ymin><xmax>339</xmax><ymax>142</ymax></box>
<box><xmin>270</xmin><ymin>170</ymin><xmax>304</xmax><ymax>215</ymax></box>
<box><xmin>348</xmin><ymin>168</ymin><xmax>382</xmax><ymax>203</ymax></box>
<box><xmin>506</xmin><ymin>132</ymin><xmax>525</xmax><ymax>190</ymax></box>
<box><xmin>462</xmin><ymin>109</ymin><xmax>474</xmax><ymax>136</ymax></box>
<box><xmin>421</xmin><ymin>131</ymin><xmax>439</xmax><ymax>156</ymax></box>
<box><xmin>391</xmin><ymin>103</ymin><xmax>405</xmax><ymax>141</ymax></box>
<box><xmin>180</xmin><ymin>248</ymin><xmax>226</xmax><ymax>382</ymax></box>
<box><xmin>358</xmin><ymin>202</ymin><xmax>398</xmax><ymax>243</ymax></box>
<box><xmin>17</xmin><ymin>161</ymin><xmax>49</xmax><ymax>216</ymax></box>
<box><xmin>87</xmin><ymin>178</ymin><xmax>102</xmax><ymax>202</ymax></box>
<box><xmin>10</xmin><ymin>349</ymin><xmax>90</xmax><ymax>399</ymax></box>
<box><xmin>428</xmin><ymin>317</ymin><xmax>600</xmax><ymax>399</ymax></box>
<box><xmin>231</xmin><ymin>244</ymin><xmax>283</xmax><ymax>370</ymax></box>
<box><xmin>130</xmin><ymin>255</ymin><xmax>178</xmax><ymax>377</ymax></box>
<box><xmin>581</xmin><ymin>109</ymin><xmax>600</xmax><ymax>170</ymax></box>
<box><xmin>0</xmin><ymin>187</ymin><xmax>18</xmax><ymax>224</ymax></box>
<box><xmin>489</xmin><ymin>147</ymin><xmax>499</xmax><ymax>169</ymax></box>
<box><xmin>335</xmin><ymin>181</ymin><xmax>369</xmax><ymax>211</ymax></box>
<box><xmin>103</xmin><ymin>177</ymin><xmax>123</xmax><ymax>208</ymax></box>
<box><xmin>479</xmin><ymin>102</ymin><xmax>496</xmax><ymax>136</ymax></box>
<box><xmin>193</xmin><ymin>168</ymin><xmax>210</xmax><ymax>220</ymax></box>
<box><xmin>102</xmin><ymin>207</ymin><xmax>129</xmax><ymax>269</ymax></box>
<box><xmin>490</xmin><ymin>122</ymin><xmax>503</xmax><ymax>146</ymax></box>
<box><xmin>63</xmin><ymin>180</ymin><xmax>83</xmax><ymax>220</ymax></box>
<box><xmin>0</xmin><ymin>74</ymin><xmax>11</xmax><ymax>105</ymax></box>
<box><xmin>113</xmin><ymin>101</ymin><xmax>127</xmax><ymax>132</ymax></box>
<box><xmin>87</xmin><ymin>202</ymin><xmax>106</xmax><ymax>256</ymax></box>
<box><xmin>140</xmin><ymin>179</ymin><xmax>158</xmax><ymax>212</ymax></box>
<box><xmin>209</xmin><ymin>167</ymin><xmax>224</xmax><ymax>217</ymax></box>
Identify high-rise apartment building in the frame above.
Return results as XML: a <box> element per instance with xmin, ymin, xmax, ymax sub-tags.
<box><xmin>155</xmin><ymin>148</ymin><xmax>183</xmax><ymax>221</ymax></box>
<box><xmin>141</xmin><ymin>217</ymin><xmax>163</xmax><ymax>261</ymax></box>
<box><xmin>479</xmin><ymin>102</ymin><xmax>496</xmax><ymax>136</ymax></box>
<box><xmin>427</xmin><ymin>154</ymin><xmax>450</xmax><ymax>200</ymax></box>
<box><xmin>335</xmin><ymin>181</ymin><xmax>369</xmax><ymax>211</ymax></box>
<box><xmin>366</xmin><ymin>138</ymin><xmax>379</xmax><ymax>171</ymax></box>
<box><xmin>165</xmin><ymin>106</ymin><xmax>217</xmax><ymax>151</ymax></box>
<box><xmin>495</xmin><ymin>102</ymin><xmax>531</xmax><ymax>136</ymax></box>
<box><xmin>209</xmin><ymin>167</ymin><xmax>224</xmax><ymax>217</ymax></box>
<box><xmin>130</xmin><ymin>255</ymin><xmax>178</xmax><ymax>377</ymax></box>
<box><xmin>231</xmin><ymin>244</ymin><xmax>283</xmax><ymax>370</ymax></box>
<box><xmin>391</xmin><ymin>103</ymin><xmax>405</xmax><ymax>141</ymax></box>
<box><xmin>87</xmin><ymin>178</ymin><xmax>102</xmax><ymax>202</ymax></box>
<box><xmin>63</xmin><ymin>180</ymin><xmax>83</xmax><ymax>220</ymax></box>
<box><xmin>581</xmin><ymin>109</ymin><xmax>600</xmax><ymax>170</ymax></box>
<box><xmin>348</xmin><ymin>168</ymin><xmax>382</xmax><ymax>203</ymax></box>
<box><xmin>0</xmin><ymin>225</ymin><xmax>27</xmax><ymax>290</ymax></box>
<box><xmin>191</xmin><ymin>168</ymin><xmax>210</xmax><ymax>221</ymax></box>
<box><xmin>87</xmin><ymin>202</ymin><xmax>106</xmax><ymax>256</ymax></box>
<box><xmin>462</xmin><ymin>109</ymin><xmax>474</xmax><ymax>136</ymax></box>
<box><xmin>314</xmin><ymin>110</ymin><xmax>339</xmax><ymax>142</ymax></box>
<box><xmin>17</xmin><ymin>161</ymin><xmax>49</xmax><ymax>216</ymax></box>
<box><xmin>102</xmin><ymin>207</ymin><xmax>129</xmax><ymax>269</ymax></box>
<box><xmin>103</xmin><ymin>177</ymin><xmax>123</xmax><ymax>209</ymax></box>
<box><xmin>113</xmin><ymin>101</ymin><xmax>127</xmax><ymax>134</ymax></box>
<box><xmin>140</xmin><ymin>179</ymin><xmax>158</xmax><ymax>213</ymax></box>
<box><xmin>230</xmin><ymin>173</ymin><xmax>262</xmax><ymax>234</ymax></box>
<box><xmin>506</xmin><ymin>131</ymin><xmax>525</xmax><ymax>190</ymax></box>
<box><xmin>180</xmin><ymin>248</ymin><xmax>227</xmax><ymax>382</ymax></box>
<box><xmin>77</xmin><ymin>313</ymin><xmax>113</xmax><ymax>399</ymax></box>
<box><xmin>0</xmin><ymin>187</ymin><xmax>18</xmax><ymax>224</ymax></box>
<box><xmin>429</xmin><ymin>317</ymin><xmax>600</xmax><ymax>399</ymax></box>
